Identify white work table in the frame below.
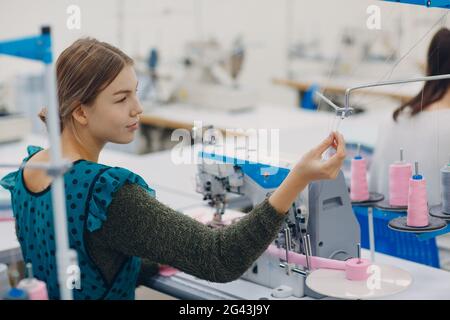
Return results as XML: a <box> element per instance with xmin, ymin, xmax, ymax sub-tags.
<box><xmin>140</xmin><ymin>103</ymin><xmax>391</xmax><ymax>151</ymax></box>
<box><xmin>147</xmin><ymin>249</ymin><xmax>450</xmax><ymax>300</ymax></box>
<box><xmin>273</xmin><ymin>75</ymin><xmax>422</xmax><ymax>106</ymax></box>
<box><xmin>1</xmin><ymin>134</ymin><xmax>450</xmax><ymax>299</ymax></box>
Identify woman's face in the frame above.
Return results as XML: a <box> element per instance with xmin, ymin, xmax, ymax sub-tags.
<box><xmin>83</xmin><ymin>64</ymin><xmax>143</xmax><ymax>144</ymax></box>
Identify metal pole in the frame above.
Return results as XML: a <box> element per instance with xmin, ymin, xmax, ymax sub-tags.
<box><xmin>368</xmin><ymin>207</ymin><xmax>375</xmax><ymax>263</ymax></box>
<box><xmin>44</xmin><ymin>64</ymin><xmax>77</xmax><ymax>300</ymax></box>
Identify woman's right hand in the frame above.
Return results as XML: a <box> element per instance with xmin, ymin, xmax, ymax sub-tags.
<box><xmin>269</xmin><ymin>131</ymin><xmax>346</xmax><ymax>215</ymax></box>
<box><xmin>292</xmin><ymin>131</ymin><xmax>346</xmax><ymax>183</ymax></box>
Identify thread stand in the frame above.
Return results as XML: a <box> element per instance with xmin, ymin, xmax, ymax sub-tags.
<box><xmin>388</xmin><ymin>162</ymin><xmax>447</xmax><ymax>234</ymax></box>
<box><xmin>388</xmin><ymin>216</ymin><xmax>447</xmax><ymax>233</ymax></box>
<box><xmin>375</xmin><ymin>200</ymin><xmax>407</xmax><ymax>212</ymax></box>
<box><xmin>429</xmin><ymin>205</ymin><xmax>450</xmax><ymax>221</ymax></box>
<box><xmin>351</xmin><ymin>192</ymin><xmax>385</xmax><ymax>205</ymax></box>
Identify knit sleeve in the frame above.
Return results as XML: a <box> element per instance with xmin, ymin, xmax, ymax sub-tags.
<box><xmin>91</xmin><ymin>183</ymin><xmax>286</xmax><ymax>283</ymax></box>
<box><xmin>86</xmin><ymin>167</ymin><xmax>155</xmax><ymax>232</ymax></box>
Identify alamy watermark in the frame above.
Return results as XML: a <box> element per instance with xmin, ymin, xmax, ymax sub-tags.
<box><xmin>170</xmin><ymin>121</ymin><xmax>281</xmax><ymax>174</ymax></box>
<box><xmin>66</xmin><ymin>264</ymin><xmax>81</xmax><ymax>290</ymax></box>
<box><xmin>66</xmin><ymin>5</ymin><xmax>81</xmax><ymax>30</ymax></box>
<box><xmin>367</xmin><ymin>5</ymin><xmax>381</xmax><ymax>30</ymax></box>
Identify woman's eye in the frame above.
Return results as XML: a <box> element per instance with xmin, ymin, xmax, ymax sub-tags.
<box><xmin>117</xmin><ymin>97</ymin><xmax>126</xmax><ymax>103</ymax></box>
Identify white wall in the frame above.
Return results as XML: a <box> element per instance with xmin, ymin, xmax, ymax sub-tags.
<box><xmin>0</xmin><ymin>0</ymin><xmax>449</xmax><ymax>107</ymax></box>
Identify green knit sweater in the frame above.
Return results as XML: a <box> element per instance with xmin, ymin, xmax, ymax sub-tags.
<box><xmin>85</xmin><ymin>183</ymin><xmax>286</xmax><ymax>286</ymax></box>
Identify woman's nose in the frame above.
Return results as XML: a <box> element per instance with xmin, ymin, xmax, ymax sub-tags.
<box><xmin>131</xmin><ymin>99</ymin><xmax>144</xmax><ymax>116</ymax></box>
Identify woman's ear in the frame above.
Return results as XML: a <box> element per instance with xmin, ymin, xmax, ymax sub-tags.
<box><xmin>71</xmin><ymin>104</ymin><xmax>89</xmax><ymax>126</ymax></box>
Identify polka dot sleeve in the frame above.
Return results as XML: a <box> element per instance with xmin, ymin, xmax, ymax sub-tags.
<box><xmin>0</xmin><ymin>170</ymin><xmax>18</xmax><ymax>191</ymax></box>
<box><xmin>86</xmin><ymin>167</ymin><xmax>156</xmax><ymax>232</ymax></box>
<box><xmin>0</xmin><ymin>146</ymin><xmax>41</xmax><ymax>192</ymax></box>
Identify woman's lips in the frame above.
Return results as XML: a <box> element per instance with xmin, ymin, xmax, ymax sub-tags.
<box><xmin>126</xmin><ymin>122</ymin><xmax>139</xmax><ymax>130</ymax></box>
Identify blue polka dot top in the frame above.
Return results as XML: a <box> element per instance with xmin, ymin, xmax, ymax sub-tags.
<box><xmin>0</xmin><ymin>145</ymin><xmax>156</xmax><ymax>300</ymax></box>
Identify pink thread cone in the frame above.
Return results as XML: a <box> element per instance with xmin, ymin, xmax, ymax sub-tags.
<box><xmin>17</xmin><ymin>279</ymin><xmax>48</xmax><ymax>300</ymax></box>
<box><xmin>406</xmin><ymin>178</ymin><xmax>429</xmax><ymax>227</ymax></box>
<box><xmin>351</xmin><ymin>158</ymin><xmax>369</xmax><ymax>201</ymax></box>
<box><xmin>389</xmin><ymin>162</ymin><xmax>412</xmax><ymax>206</ymax></box>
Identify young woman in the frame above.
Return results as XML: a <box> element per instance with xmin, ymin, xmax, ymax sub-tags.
<box><xmin>0</xmin><ymin>38</ymin><xmax>346</xmax><ymax>300</ymax></box>
<box><xmin>369</xmin><ymin>28</ymin><xmax>450</xmax><ymax>205</ymax></box>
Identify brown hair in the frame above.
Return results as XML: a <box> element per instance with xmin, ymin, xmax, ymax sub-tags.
<box><xmin>393</xmin><ymin>28</ymin><xmax>450</xmax><ymax>121</ymax></box>
<box><xmin>38</xmin><ymin>38</ymin><xmax>133</xmax><ymax>131</ymax></box>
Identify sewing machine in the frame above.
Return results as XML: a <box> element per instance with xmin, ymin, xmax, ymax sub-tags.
<box><xmin>0</xmin><ymin>113</ymin><xmax>31</xmax><ymax>144</ymax></box>
<box><xmin>195</xmin><ymin>149</ymin><xmax>360</xmax><ymax>298</ymax></box>
<box><xmin>170</xmin><ymin>38</ymin><xmax>258</xmax><ymax>112</ymax></box>
<box><xmin>0</xmin><ymin>83</ymin><xmax>31</xmax><ymax>144</ymax></box>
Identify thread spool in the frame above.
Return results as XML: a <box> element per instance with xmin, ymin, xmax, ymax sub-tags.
<box><xmin>389</xmin><ymin>149</ymin><xmax>412</xmax><ymax>207</ymax></box>
<box><xmin>389</xmin><ymin>162</ymin><xmax>446</xmax><ymax>233</ymax></box>
<box><xmin>441</xmin><ymin>163</ymin><xmax>450</xmax><ymax>214</ymax></box>
<box><xmin>406</xmin><ymin>162</ymin><xmax>429</xmax><ymax>227</ymax></box>
<box><xmin>0</xmin><ymin>263</ymin><xmax>11</xmax><ymax>299</ymax></box>
<box><xmin>17</xmin><ymin>263</ymin><xmax>48</xmax><ymax>300</ymax></box>
<box><xmin>345</xmin><ymin>258</ymin><xmax>371</xmax><ymax>281</ymax></box>
<box><xmin>350</xmin><ymin>146</ymin><xmax>370</xmax><ymax>201</ymax></box>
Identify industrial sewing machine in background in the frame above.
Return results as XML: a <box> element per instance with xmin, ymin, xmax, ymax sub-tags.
<box><xmin>0</xmin><ymin>82</ymin><xmax>31</xmax><ymax>144</ymax></box>
<box><xmin>195</xmin><ymin>147</ymin><xmax>360</xmax><ymax>298</ymax></box>
<box><xmin>168</xmin><ymin>37</ymin><xmax>259</xmax><ymax>112</ymax></box>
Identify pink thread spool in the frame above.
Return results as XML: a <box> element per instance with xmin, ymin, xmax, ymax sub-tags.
<box><xmin>17</xmin><ymin>263</ymin><xmax>48</xmax><ymax>300</ymax></box>
<box><xmin>406</xmin><ymin>162</ymin><xmax>429</xmax><ymax>227</ymax></box>
<box><xmin>17</xmin><ymin>279</ymin><xmax>48</xmax><ymax>300</ymax></box>
<box><xmin>389</xmin><ymin>149</ymin><xmax>412</xmax><ymax>206</ymax></box>
<box><xmin>345</xmin><ymin>243</ymin><xmax>370</xmax><ymax>281</ymax></box>
<box><xmin>350</xmin><ymin>150</ymin><xmax>370</xmax><ymax>201</ymax></box>
<box><xmin>345</xmin><ymin>258</ymin><xmax>371</xmax><ymax>281</ymax></box>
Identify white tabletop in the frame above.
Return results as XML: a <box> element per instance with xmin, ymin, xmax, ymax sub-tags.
<box><xmin>142</xmin><ymin>103</ymin><xmax>389</xmax><ymax>150</ymax></box>
<box><xmin>277</xmin><ymin>74</ymin><xmax>423</xmax><ymax>101</ymax></box>
<box><xmin>1</xmin><ymin>128</ymin><xmax>449</xmax><ymax>299</ymax></box>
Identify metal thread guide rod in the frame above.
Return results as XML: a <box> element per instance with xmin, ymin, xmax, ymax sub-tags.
<box><xmin>315</xmin><ymin>91</ymin><xmax>354</xmax><ymax>119</ymax></box>
<box><xmin>307</xmin><ymin>235</ymin><xmax>313</xmax><ymax>268</ymax></box>
<box><xmin>357</xmin><ymin>243</ymin><xmax>362</xmax><ymax>264</ymax></box>
<box><xmin>278</xmin><ymin>228</ymin><xmax>307</xmax><ymax>277</ymax></box>
<box><xmin>280</xmin><ymin>227</ymin><xmax>308</xmax><ymax>277</ymax></box>
<box><xmin>284</xmin><ymin>227</ymin><xmax>291</xmax><ymax>263</ymax></box>
<box><xmin>26</xmin><ymin>263</ymin><xmax>33</xmax><ymax>280</ymax></box>
<box><xmin>368</xmin><ymin>207</ymin><xmax>376</xmax><ymax>262</ymax></box>
<box><xmin>304</xmin><ymin>234</ymin><xmax>313</xmax><ymax>271</ymax></box>
<box><xmin>344</xmin><ymin>74</ymin><xmax>450</xmax><ymax>116</ymax></box>
<box><xmin>315</xmin><ymin>91</ymin><xmax>352</xmax><ymax>159</ymax></box>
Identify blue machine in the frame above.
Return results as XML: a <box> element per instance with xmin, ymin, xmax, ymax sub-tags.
<box><xmin>383</xmin><ymin>0</ymin><xmax>450</xmax><ymax>8</ymax></box>
<box><xmin>0</xmin><ymin>26</ymin><xmax>52</xmax><ymax>64</ymax></box>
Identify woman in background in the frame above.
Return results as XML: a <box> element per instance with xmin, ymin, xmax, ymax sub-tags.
<box><xmin>370</xmin><ymin>28</ymin><xmax>450</xmax><ymax>205</ymax></box>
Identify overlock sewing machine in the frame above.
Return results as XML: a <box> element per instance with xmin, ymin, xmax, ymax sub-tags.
<box><xmin>195</xmin><ymin>148</ymin><xmax>360</xmax><ymax>298</ymax></box>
